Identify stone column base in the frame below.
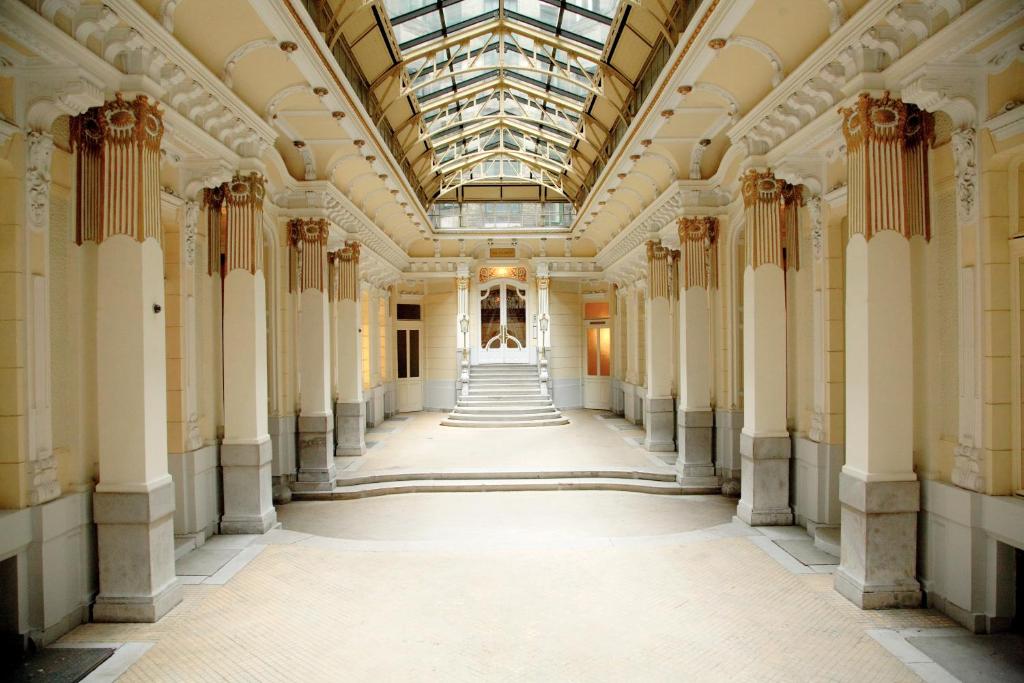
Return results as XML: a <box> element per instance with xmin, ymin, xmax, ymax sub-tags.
<box><xmin>793</xmin><ymin>437</ymin><xmax>844</xmax><ymax>528</ymax></box>
<box><xmin>93</xmin><ymin>479</ymin><xmax>181</xmax><ymax>623</ymax></box>
<box><xmin>335</xmin><ymin>400</ymin><xmax>367</xmax><ymax>456</ymax></box>
<box><xmin>269</xmin><ymin>415</ymin><xmax>296</xmax><ymax>505</ymax></box>
<box><xmin>737</xmin><ymin>433</ymin><xmax>793</xmax><ymax>526</ymax></box>
<box><xmin>643</xmin><ymin>397</ymin><xmax>675</xmax><ymax>452</ymax></box>
<box><xmin>676</xmin><ymin>409</ymin><xmax>719</xmax><ymax>489</ymax></box>
<box><xmin>294</xmin><ymin>414</ymin><xmax>336</xmax><ymax>493</ymax></box>
<box><xmin>714</xmin><ymin>409</ymin><xmax>743</xmax><ymax>485</ymax></box>
<box><xmin>221</xmin><ymin>438</ymin><xmax>277</xmax><ymax>534</ymax></box>
<box><xmin>834</xmin><ymin>473</ymin><xmax>921</xmax><ymax>609</ymax></box>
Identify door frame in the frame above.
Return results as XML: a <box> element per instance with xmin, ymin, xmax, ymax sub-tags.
<box><xmin>583</xmin><ymin>318</ymin><xmax>612</xmax><ymax>409</ymax></box>
<box><xmin>395</xmin><ymin>321</ymin><xmax>423</xmax><ymax>412</ymax></box>
<box><xmin>475</xmin><ymin>278</ymin><xmax>531</xmax><ymax>364</ymax></box>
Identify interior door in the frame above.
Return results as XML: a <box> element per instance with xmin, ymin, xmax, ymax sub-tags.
<box><xmin>583</xmin><ymin>322</ymin><xmax>612</xmax><ymax>409</ymax></box>
<box><xmin>478</xmin><ymin>282</ymin><xmax>529</xmax><ymax>364</ymax></box>
<box><xmin>396</xmin><ymin>326</ymin><xmax>422</xmax><ymax>412</ymax></box>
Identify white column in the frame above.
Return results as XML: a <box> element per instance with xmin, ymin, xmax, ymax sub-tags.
<box><xmin>73</xmin><ymin>95</ymin><xmax>181</xmax><ymax>622</ymax></box>
<box><xmin>624</xmin><ymin>283</ymin><xmax>640</xmax><ymax>423</ymax></box>
<box><xmin>737</xmin><ymin>169</ymin><xmax>798</xmax><ymax>526</ymax></box>
<box><xmin>835</xmin><ymin>93</ymin><xmax>931</xmax><ymax>609</ymax></box>
<box><xmin>217</xmin><ymin>174</ymin><xmax>277</xmax><ymax>533</ymax></box>
<box><xmin>290</xmin><ymin>218</ymin><xmax>335</xmax><ymax>491</ymax></box>
<box><xmin>332</xmin><ymin>242</ymin><xmax>366</xmax><ymax>455</ymax></box>
<box><xmin>644</xmin><ymin>241</ymin><xmax>675</xmax><ymax>451</ymax></box>
<box><xmin>676</xmin><ymin>217</ymin><xmax>720</xmax><ymax>488</ymax></box>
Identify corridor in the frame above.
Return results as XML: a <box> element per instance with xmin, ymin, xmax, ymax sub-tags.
<box><xmin>54</xmin><ymin>411</ymin><xmax>963</xmax><ymax>682</ymax></box>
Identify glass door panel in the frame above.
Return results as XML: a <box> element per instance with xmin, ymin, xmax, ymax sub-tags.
<box><xmin>505</xmin><ymin>285</ymin><xmax>526</xmax><ymax>349</ymax></box>
<box><xmin>480</xmin><ymin>284</ymin><xmax>502</xmax><ymax>350</ymax></box>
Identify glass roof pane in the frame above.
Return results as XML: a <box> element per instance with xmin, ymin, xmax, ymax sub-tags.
<box><xmin>565</xmin><ymin>0</ymin><xmax>618</xmax><ymax>18</ymax></box>
<box><xmin>392</xmin><ymin>12</ymin><xmax>442</xmax><ymax>47</ymax></box>
<box><xmin>560</xmin><ymin>9</ymin><xmax>611</xmax><ymax>44</ymax></box>
<box><xmin>504</xmin><ymin>0</ymin><xmax>561</xmax><ymax>28</ymax></box>
<box><xmin>384</xmin><ymin>0</ymin><xmax>436</xmax><ymax>17</ymax></box>
<box><xmin>442</xmin><ymin>0</ymin><xmax>498</xmax><ymax>27</ymax></box>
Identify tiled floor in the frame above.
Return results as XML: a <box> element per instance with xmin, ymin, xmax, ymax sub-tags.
<box><xmin>58</xmin><ymin>410</ymin><xmax>965</xmax><ymax>681</ymax></box>
<box><xmin>337</xmin><ymin>409</ymin><xmax>665</xmax><ymax>474</ymax></box>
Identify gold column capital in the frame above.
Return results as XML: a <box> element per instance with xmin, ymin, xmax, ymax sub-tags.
<box><xmin>70</xmin><ymin>93</ymin><xmax>164</xmax><ymax>246</ymax></box>
<box><xmin>840</xmin><ymin>91</ymin><xmax>934</xmax><ymax>242</ymax></box>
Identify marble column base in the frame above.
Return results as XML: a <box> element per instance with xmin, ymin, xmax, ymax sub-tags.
<box><xmin>643</xmin><ymin>397</ymin><xmax>675</xmax><ymax>452</ymax></box>
<box><xmin>93</xmin><ymin>479</ymin><xmax>181</xmax><ymax>622</ymax></box>
<box><xmin>737</xmin><ymin>433</ymin><xmax>793</xmax><ymax>526</ymax></box>
<box><xmin>269</xmin><ymin>415</ymin><xmax>296</xmax><ymax>505</ymax></box>
<box><xmin>294</xmin><ymin>415</ymin><xmax>336</xmax><ymax>493</ymax></box>
<box><xmin>793</xmin><ymin>437</ymin><xmax>844</xmax><ymax>527</ymax></box>
<box><xmin>335</xmin><ymin>400</ymin><xmax>367</xmax><ymax>456</ymax></box>
<box><xmin>835</xmin><ymin>474</ymin><xmax>922</xmax><ymax>609</ymax></box>
<box><xmin>714</xmin><ymin>409</ymin><xmax>743</xmax><ymax>485</ymax></box>
<box><xmin>220</xmin><ymin>438</ymin><xmax>277</xmax><ymax>534</ymax></box>
<box><xmin>676</xmin><ymin>409</ymin><xmax>719</xmax><ymax>489</ymax></box>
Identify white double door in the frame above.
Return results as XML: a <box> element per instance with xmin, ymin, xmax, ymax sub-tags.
<box><xmin>478</xmin><ymin>281</ymin><xmax>530</xmax><ymax>364</ymax></box>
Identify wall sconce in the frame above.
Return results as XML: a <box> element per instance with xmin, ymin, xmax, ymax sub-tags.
<box><xmin>459</xmin><ymin>316</ymin><xmax>469</xmax><ymax>335</ymax></box>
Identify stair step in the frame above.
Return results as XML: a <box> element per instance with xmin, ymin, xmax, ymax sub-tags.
<box><xmin>813</xmin><ymin>526</ymin><xmax>841</xmax><ymax>556</ymax></box>
<box><xmin>318</xmin><ymin>476</ymin><xmax>685</xmax><ymax>499</ymax></box>
<box><xmin>336</xmin><ymin>467</ymin><xmax>677</xmax><ymax>486</ymax></box>
<box><xmin>441</xmin><ymin>417</ymin><xmax>570</xmax><ymax>428</ymax></box>
<box><xmin>453</xmin><ymin>406</ymin><xmax>558</xmax><ymax>414</ymax></box>
<box><xmin>446</xmin><ymin>412</ymin><xmax>562</xmax><ymax>422</ymax></box>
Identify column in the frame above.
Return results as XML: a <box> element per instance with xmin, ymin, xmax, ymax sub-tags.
<box><xmin>835</xmin><ymin>93</ymin><xmax>932</xmax><ymax>608</ymax></box>
<box><xmin>290</xmin><ymin>218</ymin><xmax>336</xmax><ymax>491</ymax></box>
<box><xmin>332</xmin><ymin>241</ymin><xmax>366</xmax><ymax>456</ymax></box>
<box><xmin>644</xmin><ymin>241</ymin><xmax>675</xmax><ymax>451</ymax></box>
<box><xmin>72</xmin><ymin>94</ymin><xmax>181</xmax><ymax>621</ymax></box>
<box><xmin>676</xmin><ymin>217</ymin><xmax>720</xmax><ymax>488</ymax></box>
<box><xmin>216</xmin><ymin>173</ymin><xmax>277</xmax><ymax>533</ymax></box>
<box><xmin>737</xmin><ymin>169</ymin><xmax>798</xmax><ymax>526</ymax></box>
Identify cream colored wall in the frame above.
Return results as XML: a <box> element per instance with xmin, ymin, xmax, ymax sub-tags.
<box><xmin>549</xmin><ymin>280</ymin><xmax>581</xmax><ymax>381</ymax></box>
<box><xmin>424</xmin><ymin>280</ymin><xmax>456</xmax><ymax>381</ymax></box>
<box><xmin>911</xmin><ymin>141</ymin><xmax>960</xmax><ymax>482</ymax></box>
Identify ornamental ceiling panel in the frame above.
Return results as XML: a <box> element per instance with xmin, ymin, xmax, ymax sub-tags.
<box><xmin>322</xmin><ymin>0</ymin><xmax>682</xmax><ymax>206</ymax></box>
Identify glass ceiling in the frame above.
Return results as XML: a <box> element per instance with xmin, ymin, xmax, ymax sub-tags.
<box><xmin>313</xmin><ymin>0</ymin><xmax>685</xmax><ymax>208</ymax></box>
<box><xmin>381</xmin><ymin>0</ymin><xmax>620</xmax><ymax>201</ymax></box>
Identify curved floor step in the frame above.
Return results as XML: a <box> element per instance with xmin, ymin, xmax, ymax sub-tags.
<box><xmin>308</xmin><ymin>477</ymin><xmax>687</xmax><ymax>500</ymax></box>
<box><xmin>447</xmin><ymin>413</ymin><xmax>563</xmax><ymax>422</ymax></box>
<box><xmin>335</xmin><ymin>467</ymin><xmax>678</xmax><ymax>486</ymax></box>
<box><xmin>452</xmin><ymin>406</ymin><xmax>560</xmax><ymax>415</ymax></box>
<box><xmin>441</xmin><ymin>417</ymin><xmax>569</xmax><ymax>428</ymax></box>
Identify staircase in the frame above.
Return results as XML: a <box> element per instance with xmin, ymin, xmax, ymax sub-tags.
<box><xmin>442</xmin><ymin>364</ymin><xmax>569</xmax><ymax>428</ymax></box>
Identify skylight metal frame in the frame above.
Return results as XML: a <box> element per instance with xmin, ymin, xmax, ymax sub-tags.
<box><xmin>379</xmin><ymin>0</ymin><xmax>625</xmax><ymax>200</ymax></box>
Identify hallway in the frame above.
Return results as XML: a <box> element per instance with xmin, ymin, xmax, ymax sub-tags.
<box><xmin>54</xmin><ymin>410</ymin><xmax>964</xmax><ymax>682</ymax></box>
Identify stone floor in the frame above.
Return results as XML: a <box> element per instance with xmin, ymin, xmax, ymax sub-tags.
<box><xmin>56</xmin><ymin>409</ymin><xmax>979</xmax><ymax>681</ymax></box>
<box><xmin>339</xmin><ymin>409</ymin><xmax>663</xmax><ymax>474</ymax></box>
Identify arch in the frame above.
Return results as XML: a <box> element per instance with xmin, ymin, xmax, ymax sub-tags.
<box><xmin>222</xmin><ymin>38</ymin><xmax>279</xmax><ymax>89</ymax></box>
